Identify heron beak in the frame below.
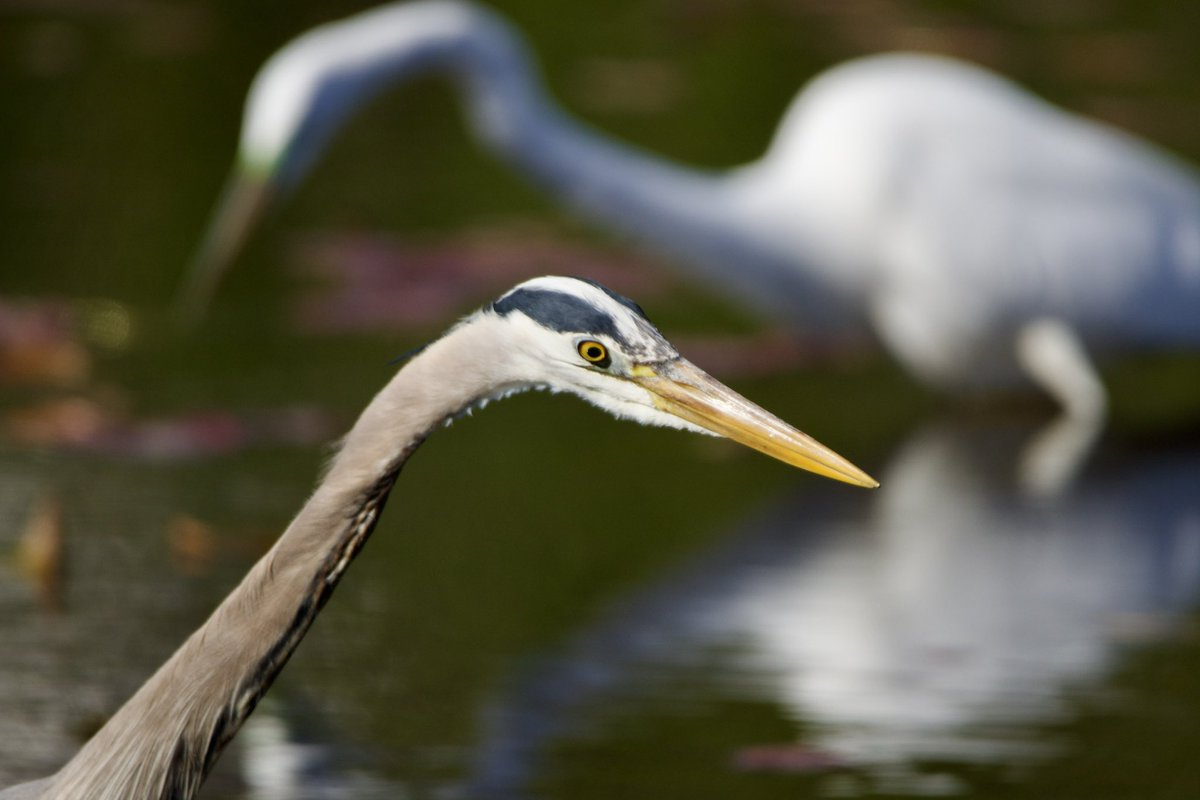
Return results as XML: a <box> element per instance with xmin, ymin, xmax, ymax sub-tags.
<box><xmin>630</xmin><ymin>359</ymin><xmax>878</xmax><ymax>488</ymax></box>
<box><xmin>175</xmin><ymin>170</ymin><xmax>274</xmax><ymax>327</ymax></box>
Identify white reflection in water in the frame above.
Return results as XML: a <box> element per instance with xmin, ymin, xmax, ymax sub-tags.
<box><xmin>236</xmin><ymin>695</ymin><xmax>402</xmax><ymax>800</ymax></box>
<box><xmin>468</xmin><ymin>421</ymin><xmax>1200</xmax><ymax>796</ymax></box>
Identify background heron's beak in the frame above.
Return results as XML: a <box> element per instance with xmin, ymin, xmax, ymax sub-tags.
<box><xmin>631</xmin><ymin>359</ymin><xmax>878</xmax><ymax>487</ymax></box>
<box><xmin>175</xmin><ymin>171</ymin><xmax>274</xmax><ymax>327</ymax></box>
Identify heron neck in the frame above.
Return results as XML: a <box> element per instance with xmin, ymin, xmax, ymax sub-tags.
<box><xmin>268</xmin><ymin>2</ymin><xmax>844</xmax><ymax>321</ymax></box>
<box><xmin>445</xmin><ymin>13</ymin><xmax>833</xmax><ymax>319</ymax></box>
<box><xmin>47</xmin><ymin>320</ymin><xmax>503</xmax><ymax>799</ymax></box>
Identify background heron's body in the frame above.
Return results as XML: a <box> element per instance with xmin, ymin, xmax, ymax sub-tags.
<box><xmin>190</xmin><ymin>1</ymin><xmax>1200</xmax><ymax>414</ymax></box>
<box><xmin>0</xmin><ymin>277</ymin><xmax>871</xmax><ymax>799</ymax></box>
<box><xmin>739</xmin><ymin>53</ymin><xmax>1200</xmax><ymax>390</ymax></box>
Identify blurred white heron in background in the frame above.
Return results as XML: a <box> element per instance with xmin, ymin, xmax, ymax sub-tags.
<box><xmin>183</xmin><ymin>0</ymin><xmax>1200</xmax><ymax>421</ymax></box>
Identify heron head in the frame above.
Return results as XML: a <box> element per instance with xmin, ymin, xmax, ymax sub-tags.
<box><xmin>178</xmin><ymin>1</ymin><xmax>532</xmax><ymax>325</ymax></box>
<box><xmin>474</xmin><ymin>276</ymin><xmax>877</xmax><ymax>487</ymax></box>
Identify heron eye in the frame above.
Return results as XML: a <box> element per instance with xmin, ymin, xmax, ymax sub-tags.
<box><xmin>577</xmin><ymin>340</ymin><xmax>611</xmax><ymax>367</ymax></box>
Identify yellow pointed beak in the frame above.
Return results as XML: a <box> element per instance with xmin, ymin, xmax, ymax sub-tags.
<box><xmin>175</xmin><ymin>171</ymin><xmax>274</xmax><ymax>327</ymax></box>
<box><xmin>630</xmin><ymin>359</ymin><xmax>878</xmax><ymax>488</ymax></box>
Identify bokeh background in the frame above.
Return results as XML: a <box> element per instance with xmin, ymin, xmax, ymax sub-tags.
<box><xmin>2</xmin><ymin>1</ymin><xmax>1199</xmax><ymax>798</ymax></box>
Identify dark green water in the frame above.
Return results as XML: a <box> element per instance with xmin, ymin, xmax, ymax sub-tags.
<box><xmin>2</xmin><ymin>2</ymin><xmax>1200</xmax><ymax>798</ymax></box>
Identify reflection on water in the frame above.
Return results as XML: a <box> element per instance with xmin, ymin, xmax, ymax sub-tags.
<box><xmin>235</xmin><ymin>695</ymin><xmax>400</xmax><ymax>800</ymax></box>
<box><xmin>469</xmin><ymin>420</ymin><xmax>1200</xmax><ymax>797</ymax></box>
<box><xmin>0</xmin><ymin>455</ymin><xmax>214</xmax><ymax>786</ymax></box>
<box><xmin>4</xmin><ymin>419</ymin><xmax>1198</xmax><ymax>797</ymax></box>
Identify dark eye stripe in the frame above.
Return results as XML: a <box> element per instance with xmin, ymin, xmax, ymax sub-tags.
<box><xmin>573</xmin><ymin>277</ymin><xmax>649</xmax><ymax>320</ymax></box>
<box><xmin>491</xmin><ymin>288</ymin><xmax>629</xmax><ymax>346</ymax></box>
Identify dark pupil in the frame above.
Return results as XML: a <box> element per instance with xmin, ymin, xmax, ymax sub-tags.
<box><xmin>586</xmin><ymin>346</ymin><xmax>602</xmax><ymax>359</ymax></box>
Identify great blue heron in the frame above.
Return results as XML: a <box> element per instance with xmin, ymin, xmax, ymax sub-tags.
<box><xmin>181</xmin><ymin>0</ymin><xmax>1200</xmax><ymax>420</ymax></box>
<box><xmin>0</xmin><ymin>276</ymin><xmax>874</xmax><ymax>799</ymax></box>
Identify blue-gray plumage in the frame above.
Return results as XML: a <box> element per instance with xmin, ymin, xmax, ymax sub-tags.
<box><xmin>1</xmin><ymin>276</ymin><xmax>874</xmax><ymax>800</ymax></box>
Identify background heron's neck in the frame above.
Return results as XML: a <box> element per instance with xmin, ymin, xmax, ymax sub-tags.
<box><xmin>446</xmin><ymin>17</ymin><xmax>826</xmax><ymax>318</ymax></box>
<box><xmin>47</xmin><ymin>321</ymin><xmax>503</xmax><ymax>800</ymax></box>
<box><xmin>276</xmin><ymin>3</ymin><xmax>843</xmax><ymax>321</ymax></box>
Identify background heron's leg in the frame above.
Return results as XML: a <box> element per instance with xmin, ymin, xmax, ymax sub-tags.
<box><xmin>1014</xmin><ymin>318</ymin><xmax>1107</xmax><ymax>497</ymax></box>
<box><xmin>1015</xmin><ymin>318</ymin><xmax>1107</xmax><ymax>421</ymax></box>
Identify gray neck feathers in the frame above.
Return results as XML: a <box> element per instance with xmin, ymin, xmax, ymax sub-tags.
<box><xmin>43</xmin><ymin>318</ymin><xmax>506</xmax><ymax>800</ymax></box>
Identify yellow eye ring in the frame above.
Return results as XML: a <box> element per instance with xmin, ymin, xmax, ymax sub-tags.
<box><xmin>577</xmin><ymin>340</ymin><xmax>611</xmax><ymax>367</ymax></box>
